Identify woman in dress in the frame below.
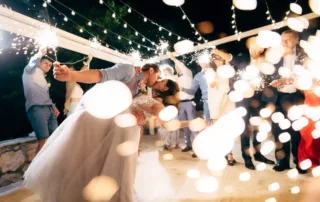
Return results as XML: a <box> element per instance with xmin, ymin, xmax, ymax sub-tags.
<box><xmin>64</xmin><ymin>55</ymin><xmax>92</xmax><ymax>116</ymax></box>
<box><xmin>298</xmin><ymin>74</ymin><xmax>320</xmax><ymax>168</ymax></box>
<box><xmin>207</xmin><ymin>52</ymin><xmax>236</xmax><ymax>165</ymax></box>
<box><xmin>158</xmin><ymin>65</ymin><xmax>180</xmax><ymax>151</ymax></box>
<box><xmin>24</xmin><ymin>78</ymin><xmax>200</xmax><ymax>202</ymax></box>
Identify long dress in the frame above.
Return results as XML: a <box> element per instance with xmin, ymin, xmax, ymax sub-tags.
<box><xmin>299</xmin><ymin>91</ymin><xmax>320</xmax><ymax>168</ymax></box>
<box><xmin>24</xmin><ymin>94</ymin><xmax>161</xmax><ymax>202</ymax></box>
<box><xmin>206</xmin><ymin>69</ymin><xmax>235</xmax><ymax>120</ymax></box>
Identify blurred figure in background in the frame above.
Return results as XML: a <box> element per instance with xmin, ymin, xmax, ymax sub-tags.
<box><xmin>207</xmin><ymin>51</ymin><xmax>236</xmax><ymax>165</ymax></box>
<box><xmin>169</xmin><ymin>53</ymin><xmax>196</xmax><ymax>153</ymax></box>
<box><xmin>64</xmin><ymin>54</ymin><xmax>92</xmax><ymax>117</ymax></box>
<box><xmin>22</xmin><ymin>47</ymin><xmax>60</xmax><ymax>154</ymax></box>
<box><xmin>213</xmin><ymin>39</ymin><xmax>275</xmax><ymax>170</ymax></box>
<box><xmin>157</xmin><ymin>64</ymin><xmax>180</xmax><ymax>151</ymax></box>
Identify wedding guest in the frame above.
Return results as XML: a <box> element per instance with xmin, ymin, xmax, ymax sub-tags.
<box><xmin>158</xmin><ymin>65</ymin><xmax>180</xmax><ymax>151</ymax></box>
<box><xmin>64</xmin><ymin>55</ymin><xmax>92</xmax><ymax>116</ymax></box>
<box><xmin>269</xmin><ymin>30</ymin><xmax>306</xmax><ymax>173</ymax></box>
<box><xmin>22</xmin><ymin>47</ymin><xmax>60</xmax><ymax>154</ymax></box>
<box><xmin>212</xmin><ymin>39</ymin><xmax>275</xmax><ymax>170</ymax></box>
<box><xmin>207</xmin><ymin>53</ymin><xmax>236</xmax><ymax>165</ymax></box>
<box><xmin>168</xmin><ymin>53</ymin><xmax>196</xmax><ymax>153</ymax></box>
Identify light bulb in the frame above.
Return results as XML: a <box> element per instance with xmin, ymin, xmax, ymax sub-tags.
<box><xmin>71</xmin><ymin>11</ymin><xmax>75</xmax><ymax>15</ymax></box>
<box><xmin>103</xmin><ymin>30</ymin><xmax>107</xmax><ymax>34</ymax></box>
<box><xmin>64</xmin><ymin>17</ymin><xmax>68</xmax><ymax>22</ymax></box>
<box><xmin>182</xmin><ymin>15</ymin><xmax>186</xmax><ymax>19</ymax></box>
<box><xmin>142</xmin><ymin>38</ymin><xmax>145</xmax><ymax>42</ymax></box>
<box><xmin>169</xmin><ymin>32</ymin><xmax>172</xmax><ymax>36</ymax></box>
<box><xmin>128</xmin><ymin>8</ymin><xmax>131</xmax><ymax>13</ymax></box>
<box><xmin>124</xmin><ymin>23</ymin><xmax>127</xmax><ymax>28</ymax></box>
<box><xmin>135</xmin><ymin>31</ymin><xmax>138</xmax><ymax>36</ymax></box>
<box><xmin>178</xmin><ymin>36</ymin><xmax>181</xmax><ymax>40</ymax></box>
<box><xmin>159</xmin><ymin>27</ymin><xmax>162</xmax><ymax>31</ymax></box>
<box><xmin>138</xmin><ymin>45</ymin><xmax>141</xmax><ymax>48</ymax></box>
<box><xmin>79</xmin><ymin>28</ymin><xmax>83</xmax><ymax>33</ymax></box>
<box><xmin>112</xmin><ymin>13</ymin><xmax>116</xmax><ymax>18</ymax></box>
<box><xmin>47</xmin><ymin>0</ymin><xmax>51</xmax><ymax>3</ymax></box>
<box><xmin>144</xmin><ymin>17</ymin><xmax>147</xmax><ymax>22</ymax></box>
<box><xmin>118</xmin><ymin>36</ymin><xmax>121</xmax><ymax>40</ymax></box>
<box><xmin>99</xmin><ymin>0</ymin><xmax>103</xmax><ymax>4</ymax></box>
<box><xmin>129</xmin><ymin>41</ymin><xmax>132</xmax><ymax>45</ymax></box>
<box><xmin>88</xmin><ymin>21</ymin><xmax>92</xmax><ymax>26</ymax></box>
<box><xmin>42</xmin><ymin>2</ymin><xmax>47</xmax><ymax>7</ymax></box>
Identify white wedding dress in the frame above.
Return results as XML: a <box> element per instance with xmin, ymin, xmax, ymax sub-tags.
<box><xmin>24</xmin><ymin>94</ymin><xmax>162</xmax><ymax>202</ymax></box>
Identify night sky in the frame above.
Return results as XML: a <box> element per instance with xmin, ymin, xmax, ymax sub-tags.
<box><xmin>0</xmin><ymin>0</ymin><xmax>318</xmax><ymax>140</ymax></box>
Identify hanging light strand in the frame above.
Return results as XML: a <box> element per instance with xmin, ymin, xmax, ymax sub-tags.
<box><xmin>47</xmin><ymin>3</ymin><xmax>121</xmax><ymax>52</ymax></box>
<box><xmin>51</xmin><ymin>0</ymin><xmax>155</xmax><ymax>50</ymax></box>
<box><xmin>282</xmin><ymin>0</ymin><xmax>299</xmax><ymax>21</ymax></box>
<box><xmin>231</xmin><ymin>5</ymin><xmax>241</xmax><ymax>41</ymax></box>
<box><xmin>178</xmin><ymin>6</ymin><xmax>206</xmax><ymax>43</ymax></box>
<box><xmin>118</xmin><ymin>0</ymin><xmax>195</xmax><ymax>42</ymax></box>
<box><xmin>102</xmin><ymin>1</ymin><xmax>157</xmax><ymax>47</ymax></box>
<box><xmin>264</xmin><ymin>0</ymin><xmax>276</xmax><ymax>28</ymax></box>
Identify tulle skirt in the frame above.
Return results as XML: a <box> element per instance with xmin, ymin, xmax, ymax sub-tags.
<box><xmin>24</xmin><ymin>110</ymin><xmax>140</xmax><ymax>202</ymax></box>
<box><xmin>67</xmin><ymin>101</ymin><xmax>79</xmax><ymax>117</ymax></box>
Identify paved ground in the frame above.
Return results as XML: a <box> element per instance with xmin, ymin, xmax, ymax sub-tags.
<box><xmin>0</xmin><ymin>134</ymin><xmax>315</xmax><ymax>202</ymax></box>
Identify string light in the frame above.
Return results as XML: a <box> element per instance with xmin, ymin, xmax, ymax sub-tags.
<box><xmin>63</xmin><ymin>16</ymin><xmax>68</xmax><ymax>21</ymax></box>
<box><xmin>102</xmin><ymin>1</ymin><xmax>157</xmax><ymax>47</ymax></box>
<box><xmin>50</xmin><ymin>0</ymin><xmax>155</xmax><ymax>51</ymax></box>
<box><xmin>264</xmin><ymin>0</ymin><xmax>276</xmax><ymax>28</ymax></box>
<box><xmin>128</xmin><ymin>8</ymin><xmax>131</xmax><ymax>13</ymax></box>
<box><xmin>119</xmin><ymin>0</ymin><xmax>194</xmax><ymax>43</ymax></box>
<box><xmin>231</xmin><ymin>5</ymin><xmax>241</xmax><ymax>41</ymax></box>
<box><xmin>178</xmin><ymin>6</ymin><xmax>206</xmax><ymax>43</ymax></box>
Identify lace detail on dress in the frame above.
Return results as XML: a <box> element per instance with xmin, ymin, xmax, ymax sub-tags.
<box><xmin>130</xmin><ymin>94</ymin><xmax>162</xmax><ymax>121</ymax></box>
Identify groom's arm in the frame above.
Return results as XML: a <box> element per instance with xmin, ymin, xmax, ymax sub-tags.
<box><xmin>71</xmin><ymin>64</ymin><xmax>134</xmax><ymax>84</ymax></box>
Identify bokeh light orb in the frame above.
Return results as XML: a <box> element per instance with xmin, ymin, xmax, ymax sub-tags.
<box><xmin>159</xmin><ymin>106</ymin><xmax>178</xmax><ymax>121</ymax></box>
<box><xmin>83</xmin><ymin>81</ymin><xmax>132</xmax><ymax>119</ymax></box>
<box><xmin>197</xmin><ymin>21</ymin><xmax>214</xmax><ymax>35</ymax></box>
<box><xmin>233</xmin><ymin>0</ymin><xmax>257</xmax><ymax>10</ymax></box>
<box><xmin>309</xmin><ymin>0</ymin><xmax>320</xmax><ymax>15</ymax></box>
<box><xmin>163</xmin><ymin>0</ymin><xmax>184</xmax><ymax>6</ymax></box>
<box><xmin>196</xmin><ymin>177</ymin><xmax>219</xmax><ymax>193</ymax></box>
<box><xmin>83</xmin><ymin>176</ymin><xmax>118</xmax><ymax>202</ymax></box>
<box><xmin>217</xmin><ymin>65</ymin><xmax>236</xmax><ymax>79</ymax></box>
<box><xmin>174</xmin><ymin>40</ymin><xmax>194</xmax><ymax>54</ymax></box>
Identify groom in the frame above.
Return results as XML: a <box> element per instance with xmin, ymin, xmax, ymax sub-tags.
<box><xmin>53</xmin><ymin>62</ymin><xmax>161</xmax><ymax>123</ymax></box>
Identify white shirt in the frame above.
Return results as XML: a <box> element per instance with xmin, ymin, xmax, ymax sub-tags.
<box><xmin>280</xmin><ymin>50</ymin><xmax>297</xmax><ymax>94</ymax></box>
<box><xmin>175</xmin><ymin>60</ymin><xmax>194</xmax><ymax>100</ymax></box>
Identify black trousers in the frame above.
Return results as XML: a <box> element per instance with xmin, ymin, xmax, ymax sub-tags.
<box><xmin>236</xmin><ymin>91</ymin><xmax>265</xmax><ymax>160</ymax></box>
<box><xmin>272</xmin><ymin>91</ymin><xmax>305</xmax><ymax>166</ymax></box>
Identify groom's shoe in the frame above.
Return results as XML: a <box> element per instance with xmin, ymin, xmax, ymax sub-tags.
<box><xmin>254</xmin><ymin>153</ymin><xmax>275</xmax><ymax>165</ymax></box>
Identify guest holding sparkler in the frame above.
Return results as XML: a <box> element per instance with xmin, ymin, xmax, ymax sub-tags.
<box><xmin>22</xmin><ymin>47</ymin><xmax>60</xmax><ymax>154</ymax></box>
<box><xmin>168</xmin><ymin>53</ymin><xmax>197</xmax><ymax>153</ymax></box>
<box><xmin>212</xmin><ymin>38</ymin><xmax>275</xmax><ymax>170</ymax></box>
<box><xmin>208</xmin><ymin>52</ymin><xmax>236</xmax><ymax>165</ymax></box>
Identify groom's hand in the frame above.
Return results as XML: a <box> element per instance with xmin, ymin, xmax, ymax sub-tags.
<box><xmin>53</xmin><ymin>62</ymin><xmax>72</xmax><ymax>82</ymax></box>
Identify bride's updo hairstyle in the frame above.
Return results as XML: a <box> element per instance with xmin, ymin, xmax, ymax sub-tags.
<box><xmin>158</xmin><ymin>79</ymin><xmax>180</xmax><ymax>108</ymax></box>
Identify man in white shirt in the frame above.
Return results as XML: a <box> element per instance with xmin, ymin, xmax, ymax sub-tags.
<box><xmin>269</xmin><ymin>30</ymin><xmax>306</xmax><ymax>173</ymax></box>
<box><xmin>169</xmin><ymin>53</ymin><xmax>196</xmax><ymax>152</ymax></box>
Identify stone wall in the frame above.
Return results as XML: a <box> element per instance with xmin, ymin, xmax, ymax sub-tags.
<box><xmin>0</xmin><ymin>137</ymin><xmax>37</xmax><ymax>188</ymax></box>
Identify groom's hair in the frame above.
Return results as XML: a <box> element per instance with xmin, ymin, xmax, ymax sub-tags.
<box><xmin>142</xmin><ymin>63</ymin><xmax>160</xmax><ymax>73</ymax></box>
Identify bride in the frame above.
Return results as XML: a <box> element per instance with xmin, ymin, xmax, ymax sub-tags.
<box><xmin>24</xmin><ymin>78</ymin><xmax>197</xmax><ymax>202</ymax></box>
